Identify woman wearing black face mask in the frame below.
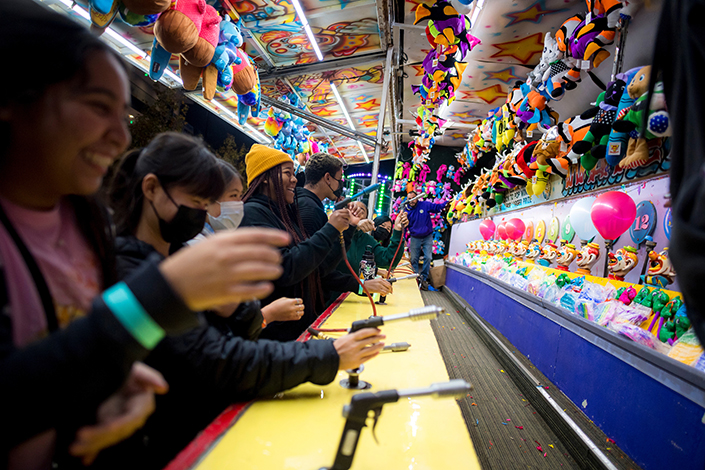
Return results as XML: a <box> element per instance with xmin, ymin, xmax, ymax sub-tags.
<box><xmin>373</xmin><ymin>215</ymin><xmax>393</xmax><ymax>247</ymax></box>
<box><xmin>109</xmin><ymin>133</ymin><xmax>223</xmax><ymax>262</ymax></box>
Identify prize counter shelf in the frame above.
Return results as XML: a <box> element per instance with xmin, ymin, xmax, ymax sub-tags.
<box><xmin>444</xmin><ymin>261</ymin><xmax>705</xmax><ymax>470</ymax></box>
<box><xmin>165</xmin><ymin>278</ymin><xmax>481</xmax><ymax>470</ymax></box>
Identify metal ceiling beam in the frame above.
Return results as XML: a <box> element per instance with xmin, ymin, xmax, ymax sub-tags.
<box><xmin>368</xmin><ymin>47</ymin><xmax>394</xmax><ymax>218</ymax></box>
<box><xmin>259</xmin><ymin>51</ymin><xmax>386</xmax><ymax>80</ymax></box>
<box><xmin>261</xmin><ymin>95</ymin><xmax>377</xmax><ymax>146</ymax></box>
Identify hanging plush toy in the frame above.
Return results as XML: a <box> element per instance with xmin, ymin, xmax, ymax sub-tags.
<box><xmin>605</xmin><ymin>66</ymin><xmax>643</xmax><ymax>166</ymax></box>
<box><xmin>612</xmin><ymin>67</ymin><xmax>671</xmax><ymax>169</ymax></box>
<box><xmin>152</xmin><ymin>0</ymin><xmax>223</xmax><ymax>99</ymax></box>
<box><xmin>569</xmin><ymin>76</ymin><xmax>627</xmax><ymax>165</ymax></box>
<box><xmin>236</xmin><ymin>57</ymin><xmax>261</xmax><ymax>124</ymax></box>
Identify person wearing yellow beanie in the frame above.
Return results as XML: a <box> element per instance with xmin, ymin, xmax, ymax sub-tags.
<box><xmin>240</xmin><ymin>146</ymin><xmax>353</xmax><ymax>341</ymax></box>
<box><xmin>245</xmin><ymin>144</ymin><xmax>293</xmax><ymax>186</ymax></box>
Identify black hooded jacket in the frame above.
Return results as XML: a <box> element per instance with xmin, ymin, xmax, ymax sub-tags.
<box><xmin>97</xmin><ymin>235</ymin><xmax>340</xmax><ymax>468</ymax></box>
<box><xmin>240</xmin><ymin>193</ymin><xmax>343</xmax><ymax>341</ymax></box>
<box><xmin>652</xmin><ymin>0</ymin><xmax>705</xmax><ymax>344</ymax></box>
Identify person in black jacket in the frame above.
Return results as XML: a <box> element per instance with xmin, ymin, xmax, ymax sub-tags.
<box><xmin>101</xmin><ymin>136</ymin><xmax>386</xmax><ymax>468</ymax></box>
<box><xmin>651</xmin><ymin>0</ymin><xmax>705</xmax><ymax>345</ymax></box>
<box><xmin>0</xmin><ymin>2</ymin><xmax>290</xmax><ymax>467</ymax></box>
<box><xmin>297</xmin><ymin>153</ymin><xmax>392</xmax><ymax>298</ymax></box>
<box><xmin>240</xmin><ymin>145</ymin><xmax>359</xmax><ymax>341</ymax></box>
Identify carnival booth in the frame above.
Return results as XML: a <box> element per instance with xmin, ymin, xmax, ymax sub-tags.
<box><xmin>42</xmin><ymin>0</ymin><xmax>705</xmax><ymax>467</ymax></box>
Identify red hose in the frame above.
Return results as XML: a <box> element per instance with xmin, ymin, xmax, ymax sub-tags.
<box><xmin>340</xmin><ymin>233</ymin><xmax>377</xmax><ymax>317</ymax></box>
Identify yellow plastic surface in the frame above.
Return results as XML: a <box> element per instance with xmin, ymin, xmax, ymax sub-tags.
<box><xmin>194</xmin><ymin>279</ymin><xmax>481</xmax><ymax>470</ymax></box>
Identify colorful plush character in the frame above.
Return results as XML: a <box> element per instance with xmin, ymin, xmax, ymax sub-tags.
<box><xmin>612</xmin><ymin>67</ymin><xmax>671</xmax><ymax>169</ymax></box>
<box><xmin>641</xmin><ymin>248</ymin><xmax>676</xmax><ymax>288</ymax></box>
<box><xmin>570</xmin><ymin>76</ymin><xmax>627</xmax><ymax>165</ymax></box>
<box><xmin>561</xmin><ymin>113</ymin><xmax>596</xmax><ymax>170</ymax></box>
<box><xmin>575</xmin><ymin>242</ymin><xmax>600</xmax><ymax>275</ymax></box>
<box><xmin>436</xmin><ymin>164</ymin><xmax>448</xmax><ymax>182</ymax></box>
<box><xmin>236</xmin><ymin>58</ymin><xmax>261</xmax><ymax>124</ymax></box>
<box><xmin>605</xmin><ymin>66</ymin><xmax>643</xmax><ymax>166</ymax></box>
<box><xmin>556</xmin><ymin>243</ymin><xmax>579</xmax><ymax>271</ymax></box>
<box><xmin>616</xmin><ymin>286</ymin><xmax>637</xmax><ymax>304</ymax></box>
<box><xmin>607</xmin><ymin>245</ymin><xmax>639</xmax><ymax>281</ymax></box>
<box><xmin>537</xmin><ymin>242</ymin><xmax>559</xmax><ymax>267</ymax></box>
<box><xmin>152</xmin><ymin>0</ymin><xmax>225</xmax><ymax>98</ymax></box>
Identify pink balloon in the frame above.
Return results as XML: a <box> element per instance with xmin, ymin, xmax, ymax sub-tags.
<box><xmin>590</xmin><ymin>191</ymin><xmax>637</xmax><ymax>240</ymax></box>
<box><xmin>497</xmin><ymin>223</ymin><xmax>508</xmax><ymax>240</ymax></box>
<box><xmin>505</xmin><ymin>218</ymin><xmax>526</xmax><ymax>241</ymax></box>
<box><xmin>479</xmin><ymin>219</ymin><xmax>496</xmax><ymax>240</ymax></box>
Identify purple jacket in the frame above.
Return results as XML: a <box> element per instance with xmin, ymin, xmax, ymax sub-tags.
<box><xmin>406</xmin><ymin>200</ymin><xmax>446</xmax><ymax>238</ymax></box>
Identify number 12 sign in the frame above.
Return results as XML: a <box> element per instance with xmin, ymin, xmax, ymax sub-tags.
<box><xmin>629</xmin><ymin>201</ymin><xmax>657</xmax><ymax>245</ymax></box>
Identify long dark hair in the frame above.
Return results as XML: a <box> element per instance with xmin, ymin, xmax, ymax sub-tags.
<box><xmin>109</xmin><ymin>133</ymin><xmax>225</xmax><ymax>236</ymax></box>
<box><xmin>243</xmin><ymin>164</ymin><xmax>325</xmax><ymax>306</ymax></box>
<box><xmin>0</xmin><ymin>0</ymin><xmax>124</xmax><ymax>160</ymax></box>
<box><xmin>243</xmin><ymin>165</ymin><xmax>308</xmax><ymax>242</ymax></box>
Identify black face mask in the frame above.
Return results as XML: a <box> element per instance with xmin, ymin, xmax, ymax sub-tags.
<box><xmin>152</xmin><ymin>188</ymin><xmax>208</xmax><ymax>245</ymax></box>
<box><xmin>373</xmin><ymin>226</ymin><xmax>391</xmax><ymax>242</ymax></box>
<box><xmin>328</xmin><ymin>175</ymin><xmax>344</xmax><ymax>199</ymax></box>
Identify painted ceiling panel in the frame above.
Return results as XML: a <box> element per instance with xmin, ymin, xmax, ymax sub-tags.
<box><xmin>401</xmin><ymin>0</ymin><xmax>587</xmax><ymax>148</ymax></box>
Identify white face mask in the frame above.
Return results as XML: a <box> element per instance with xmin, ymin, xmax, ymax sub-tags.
<box><xmin>209</xmin><ymin>201</ymin><xmax>244</xmax><ymax>231</ymax></box>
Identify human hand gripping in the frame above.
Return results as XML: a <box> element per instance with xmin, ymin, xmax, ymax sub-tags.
<box><xmin>394</xmin><ymin>211</ymin><xmax>409</xmax><ymax>231</ymax></box>
<box><xmin>363</xmin><ymin>278</ymin><xmax>393</xmax><ymax>295</ymax></box>
<box><xmin>159</xmin><ymin>228</ymin><xmax>290</xmax><ymax>311</ymax></box>
<box><xmin>69</xmin><ymin>362</ymin><xmax>168</xmax><ymax>465</ymax></box>
<box><xmin>261</xmin><ymin>297</ymin><xmax>305</xmax><ymax>323</ymax></box>
<box><xmin>334</xmin><ymin>328</ymin><xmax>386</xmax><ymax>370</ymax></box>
<box><xmin>357</xmin><ymin>219</ymin><xmax>375</xmax><ymax>233</ymax></box>
<box><xmin>328</xmin><ymin>209</ymin><xmax>351</xmax><ymax>232</ymax></box>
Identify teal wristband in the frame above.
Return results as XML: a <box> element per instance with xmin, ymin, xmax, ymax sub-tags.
<box><xmin>103</xmin><ymin>282</ymin><xmax>165</xmax><ymax>349</ymax></box>
<box><xmin>358</xmin><ymin>282</ymin><xmax>365</xmax><ymax>295</ymax></box>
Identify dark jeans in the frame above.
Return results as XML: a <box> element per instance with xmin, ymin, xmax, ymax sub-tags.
<box><xmin>409</xmin><ymin>234</ymin><xmax>433</xmax><ymax>282</ymax></box>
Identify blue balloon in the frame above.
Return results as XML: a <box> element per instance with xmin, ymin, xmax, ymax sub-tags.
<box><xmin>569</xmin><ymin>196</ymin><xmax>598</xmax><ymax>241</ymax></box>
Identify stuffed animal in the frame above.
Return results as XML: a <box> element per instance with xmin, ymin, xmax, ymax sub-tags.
<box><xmin>612</xmin><ymin>67</ymin><xmax>671</xmax><ymax>169</ymax></box>
<box><xmin>607</xmin><ymin>245</ymin><xmax>639</xmax><ymax>281</ymax></box>
<box><xmin>575</xmin><ymin>242</ymin><xmax>600</xmax><ymax>275</ymax></box>
<box><xmin>605</xmin><ymin>66</ymin><xmax>643</xmax><ymax>165</ymax></box>
<box><xmin>556</xmin><ymin>243</ymin><xmax>579</xmax><ymax>271</ymax></box>
<box><xmin>570</xmin><ymin>76</ymin><xmax>628</xmax><ymax>164</ymax></box>
<box><xmin>152</xmin><ymin>0</ymin><xmax>225</xmax><ymax>98</ymax></box>
<box><xmin>236</xmin><ymin>57</ymin><xmax>261</xmax><ymax>124</ymax></box>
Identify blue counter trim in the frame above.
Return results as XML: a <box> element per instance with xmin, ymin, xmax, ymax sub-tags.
<box><xmin>446</xmin><ymin>263</ymin><xmax>705</xmax><ymax>470</ymax></box>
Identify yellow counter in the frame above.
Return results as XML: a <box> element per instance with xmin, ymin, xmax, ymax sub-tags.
<box><xmin>188</xmin><ymin>278</ymin><xmax>481</xmax><ymax>470</ymax></box>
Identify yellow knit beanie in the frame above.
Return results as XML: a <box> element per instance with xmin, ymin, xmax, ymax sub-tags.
<box><xmin>245</xmin><ymin>144</ymin><xmax>293</xmax><ymax>185</ymax></box>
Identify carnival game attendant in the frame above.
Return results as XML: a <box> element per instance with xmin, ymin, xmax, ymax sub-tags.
<box><xmin>405</xmin><ymin>191</ymin><xmax>447</xmax><ymax>290</ymax></box>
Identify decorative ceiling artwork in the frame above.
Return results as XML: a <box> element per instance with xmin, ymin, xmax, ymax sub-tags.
<box><xmin>45</xmin><ymin>0</ymin><xmax>653</xmax><ymax>165</ymax></box>
<box><xmin>401</xmin><ymin>0</ymin><xmax>589</xmax><ymax>148</ymax></box>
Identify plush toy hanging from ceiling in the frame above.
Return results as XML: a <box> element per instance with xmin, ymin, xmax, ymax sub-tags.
<box><xmin>88</xmin><ymin>0</ymin><xmax>168</xmax><ymax>32</ymax></box>
<box><xmin>605</xmin><ymin>66</ymin><xmax>643</xmax><ymax>165</ymax></box>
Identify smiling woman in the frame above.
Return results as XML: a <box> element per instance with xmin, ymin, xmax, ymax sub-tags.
<box><xmin>0</xmin><ymin>1</ymin><xmax>292</xmax><ymax>467</ymax></box>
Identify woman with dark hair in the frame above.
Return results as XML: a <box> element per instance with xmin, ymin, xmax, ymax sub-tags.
<box><xmin>104</xmin><ymin>137</ymin><xmax>385</xmax><ymax>468</ymax></box>
<box><xmin>240</xmin><ymin>145</ymin><xmax>355</xmax><ymax>341</ymax></box>
<box><xmin>0</xmin><ymin>1</ymin><xmax>289</xmax><ymax>466</ymax></box>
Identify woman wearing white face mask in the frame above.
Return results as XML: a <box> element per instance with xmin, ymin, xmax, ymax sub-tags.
<box><xmin>195</xmin><ymin>160</ymin><xmax>306</xmax><ymax>329</ymax></box>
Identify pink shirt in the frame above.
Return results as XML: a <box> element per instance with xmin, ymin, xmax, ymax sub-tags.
<box><xmin>0</xmin><ymin>197</ymin><xmax>100</xmax><ymax>347</ymax></box>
